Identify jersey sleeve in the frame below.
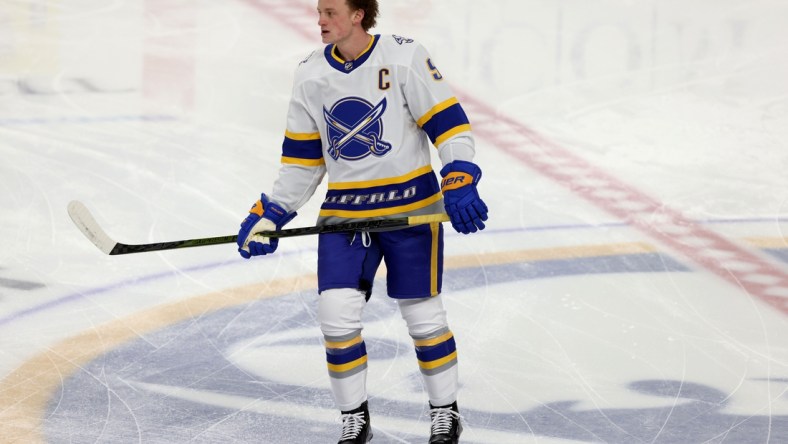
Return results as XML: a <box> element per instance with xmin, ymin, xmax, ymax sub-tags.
<box><xmin>402</xmin><ymin>43</ymin><xmax>476</xmax><ymax>163</ymax></box>
<box><xmin>270</xmin><ymin>81</ymin><xmax>326</xmax><ymax>213</ymax></box>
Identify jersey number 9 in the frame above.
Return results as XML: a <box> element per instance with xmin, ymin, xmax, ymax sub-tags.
<box><xmin>426</xmin><ymin>58</ymin><xmax>443</xmax><ymax>81</ymax></box>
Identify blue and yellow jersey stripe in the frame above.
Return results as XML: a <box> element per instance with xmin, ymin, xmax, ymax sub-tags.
<box><xmin>327</xmin><ymin>165</ymin><xmax>432</xmax><ymax>190</ymax></box>
<box><xmin>281</xmin><ymin>130</ymin><xmax>324</xmax><ymax>166</ymax></box>
<box><xmin>319</xmin><ymin>165</ymin><xmax>441</xmax><ymax>219</ymax></box>
<box><xmin>417</xmin><ymin>97</ymin><xmax>472</xmax><ymax>147</ymax></box>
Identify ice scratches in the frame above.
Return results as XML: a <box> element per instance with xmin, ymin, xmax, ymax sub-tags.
<box><xmin>117</xmin><ymin>379</ymin><xmax>788</xmax><ymax>442</ymax></box>
<box><xmin>504</xmin><ymin>379</ymin><xmax>787</xmax><ymax>442</ymax></box>
<box><xmin>457</xmin><ymin>89</ymin><xmax>788</xmax><ymax>317</ymax></box>
<box><xmin>47</xmin><ymin>354</ymin><xmax>143</xmax><ymax>443</ymax></box>
<box><xmin>119</xmin><ymin>380</ymin><xmax>539</xmax><ymax>442</ymax></box>
<box><xmin>39</xmin><ymin>286</ymin><xmax>788</xmax><ymax>442</ymax></box>
<box><xmin>524</xmin><ymin>314</ymin><xmax>641</xmax><ymax>441</ymax></box>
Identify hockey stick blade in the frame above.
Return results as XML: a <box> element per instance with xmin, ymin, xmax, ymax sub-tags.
<box><xmin>67</xmin><ymin>200</ymin><xmax>448</xmax><ymax>255</ymax></box>
<box><xmin>68</xmin><ymin>200</ymin><xmax>239</xmax><ymax>255</ymax></box>
<box><xmin>67</xmin><ymin>200</ymin><xmax>119</xmax><ymax>255</ymax></box>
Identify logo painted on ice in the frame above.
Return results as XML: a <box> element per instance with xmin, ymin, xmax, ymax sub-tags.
<box><xmin>323</xmin><ymin>96</ymin><xmax>393</xmax><ymax>161</ymax></box>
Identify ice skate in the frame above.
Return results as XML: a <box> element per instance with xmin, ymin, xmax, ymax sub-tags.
<box><xmin>338</xmin><ymin>400</ymin><xmax>372</xmax><ymax>443</ymax></box>
<box><xmin>428</xmin><ymin>401</ymin><xmax>462</xmax><ymax>444</ymax></box>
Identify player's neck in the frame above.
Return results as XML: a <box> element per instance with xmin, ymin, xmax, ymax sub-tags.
<box><xmin>334</xmin><ymin>32</ymin><xmax>373</xmax><ymax>61</ymax></box>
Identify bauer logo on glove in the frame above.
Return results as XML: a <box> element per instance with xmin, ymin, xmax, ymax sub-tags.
<box><xmin>248</xmin><ymin>200</ymin><xmax>265</xmax><ymax>217</ymax></box>
<box><xmin>441</xmin><ymin>172</ymin><xmax>474</xmax><ymax>191</ymax></box>
<box><xmin>439</xmin><ymin>160</ymin><xmax>488</xmax><ymax>234</ymax></box>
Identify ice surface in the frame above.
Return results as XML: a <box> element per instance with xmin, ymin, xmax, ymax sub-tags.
<box><xmin>1</xmin><ymin>0</ymin><xmax>787</xmax><ymax>442</ymax></box>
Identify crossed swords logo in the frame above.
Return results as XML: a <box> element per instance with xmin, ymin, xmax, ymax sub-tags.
<box><xmin>323</xmin><ymin>97</ymin><xmax>393</xmax><ymax>160</ymax></box>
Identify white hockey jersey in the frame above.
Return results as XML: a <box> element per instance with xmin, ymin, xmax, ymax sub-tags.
<box><xmin>271</xmin><ymin>34</ymin><xmax>475</xmax><ymax>225</ymax></box>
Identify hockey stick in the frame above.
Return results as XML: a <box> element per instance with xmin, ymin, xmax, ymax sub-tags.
<box><xmin>67</xmin><ymin>200</ymin><xmax>449</xmax><ymax>255</ymax></box>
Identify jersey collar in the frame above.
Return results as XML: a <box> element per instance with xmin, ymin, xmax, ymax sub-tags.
<box><xmin>324</xmin><ymin>34</ymin><xmax>380</xmax><ymax>74</ymax></box>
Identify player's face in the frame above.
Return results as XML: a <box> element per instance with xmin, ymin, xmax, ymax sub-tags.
<box><xmin>317</xmin><ymin>0</ymin><xmax>359</xmax><ymax>45</ymax></box>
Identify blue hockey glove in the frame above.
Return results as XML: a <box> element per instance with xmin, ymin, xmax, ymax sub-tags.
<box><xmin>237</xmin><ymin>193</ymin><xmax>296</xmax><ymax>259</ymax></box>
<box><xmin>440</xmin><ymin>160</ymin><xmax>489</xmax><ymax>234</ymax></box>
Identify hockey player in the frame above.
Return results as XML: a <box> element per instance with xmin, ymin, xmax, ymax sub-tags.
<box><xmin>237</xmin><ymin>0</ymin><xmax>487</xmax><ymax>442</ymax></box>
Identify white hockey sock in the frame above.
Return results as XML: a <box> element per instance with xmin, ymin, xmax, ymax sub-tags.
<box><xmin>318</xmin><ymin>288</ymin><xmax>369</xmax><ymax>411</ymax></box>
<box><xmin>398</xmin><ymin>296</ymin><xmax>459</xmax><ymax>406</ymax></box>
<box><xmin>324</xmin><ymin>331</ymin><xmax>368</xmax><ymax>411</ymax></box>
